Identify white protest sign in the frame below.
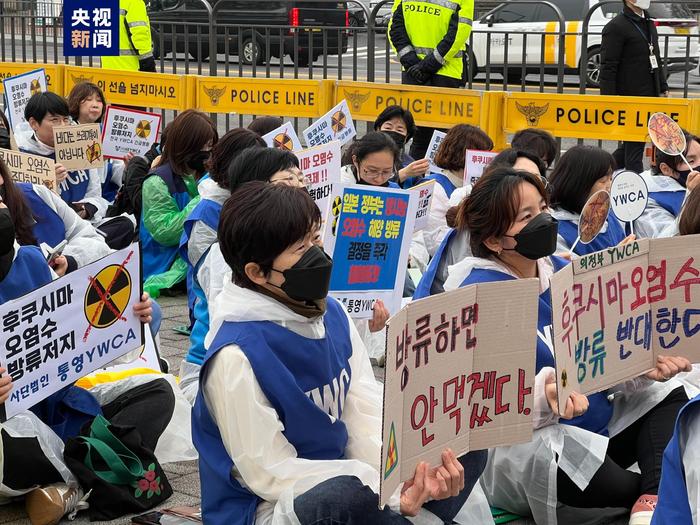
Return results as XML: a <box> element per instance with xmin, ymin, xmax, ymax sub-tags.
<box><xmin>296</xmin><ymin>141</ymin><xmax>341</xmax><ymax>225</ymax></box>
<box><xmin>302</xmin><ymin>99</ymin><xmax>356</xmax><ymax>148</ymax></box>
<box><xmin>323</xmin><ymin>184</ymin><xmax>417</xmax><ymax>319</ymax></box>
<box><xmin>464</xmin><ymin>149</ymin><xmax>498</xmax><ymax>187</ymax></box>
<box><xmin>98</xmin><ymin>325</ymin><xmax>161</xmax><ymax>374</ymax></box>
<box><xmin>409</xmin><ymin>179</ymin><xmax>435</xmax><ymax>232</ymax></box>
<box><xmin>263</xmin><ymin>122</ymin><xmax>303</xmax><ymax>152</ymax></box>
<box><xmin>0</xmin><ymin>148</ymin><xmax>57</xmax><ymax>193</ymax></box>
<box><xmin>424</xmin><ymin>130</ymin><xmax>446</xmax><ymax>174</ymax></box>
<box><xmin>380</xmin><ymin>278</ymin><xmax>538</xmax><ymax>506</ymax></box>
<box><xmin>551</xmin><ymin>235</ymin><xmax>700</xmax><ymax>416</ymax></box>
<box><xmin>610</xmin><ymin>170</ymin><xmax>649</xmax><ymax>227</ymax></box>
<box><xmin>101</xmin><ymin>106</ymin><xmax>162</xmax><ymax>160</ymax></box>
<box><xmin>0</xmin><ymin>246</ymin><xmax>143</xmax><ymax>421</ymax></box>
<box><xmin>53</xmin><ymin>123</ymin><xmax>105</xmax><ymax>171</ymax></box>
<box><xmin>2</xmin><ymin>68</ymin><xmax>47</xmax><ymax>131</ymax></box>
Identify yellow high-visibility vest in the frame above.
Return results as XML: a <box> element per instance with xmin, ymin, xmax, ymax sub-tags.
<box><xmin>101</xmin><ymin>0</ymin><xmax>153</xmax><ymax>71</ymax></box>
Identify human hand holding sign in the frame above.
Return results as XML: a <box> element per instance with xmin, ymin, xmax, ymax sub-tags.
<box><xmin>400</xmin><ymin>449</ymin><xmax>465</xmax><ymax>516</ymax></box>
<box><xmin>645</xmin><ymin>355</ymin><xmax>691</xmax><ymax>382</ymax></box>
<box><xmin>687</xmin><ymin>170</ymin><xmax>700</xmax><ymax>191</ymax></box>
<box><xmin>545</xmin><ymin>377</ymin><xmax>589</xmax><ymax>419</ymax></box>
<box><xmin>50</xmin><ymin>255</ymin><xmax>68</xmax><ymax>276</ymax></box>
<box><xmin>0</xmin><ymin>367</ymin><xmax>13</xmax><ymax>405</ymax></box>
<box><xmin>133</xmin><ymin>292</ymin><xmax>153</xmax><ymax>324</ymax></box>
<box><xmin>368</xmin><ymin>299</ymin><xmax>390</xmax><ymax>333</ymax></box>
<box><xmin>399</xmin><ymin>158</ymin><xmax>430</xmax><ymax>182</ymax></box>
<box><xmin>55</xmin><ymin>163</ymin><xmax>68</xmax><ymax>185</ymax></box>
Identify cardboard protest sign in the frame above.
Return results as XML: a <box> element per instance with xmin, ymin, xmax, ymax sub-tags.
<box><xmin>424</xmin><ymin>130</ymin><xmax>446</xmax><ymax>174</ymax></box>
<box><xmin>409</xmin><ymin>179</ymin><xmax>435</xmax><ymax>232</ymax></box>
<box><xmin>0</xmin><ymin>148</ymin><xmax>57</xmax><ymax>193</ymax></box>
<box><xmin>323</xmin><ymin>184</ymin><xmax>417</xmax><ymax>319</ymax></box>
<box><xmin>53</xmin><ymin>123</ymin><xmax>105</xmax><ymax>171</ymax></box>
<box><xmin>3</xmin><ymin>68</ymin><xmax>47</xmax><ymax>131</ymax></box>
<box><xmin>464</xmin><ymin>149</ymin><xmax>498</xmax><ymax>187</ymax></box>
<box><xmin>0</xmin><ymin>246</ymin><xmax>144</xmax><ymax>421</ymax></box>
<box><xmin>380</xmin><ymin>278</ymin><xmax>538</xmax><ymax>506</ymax></box>
<box><xmin>296</xmin><ymin>141</ymin><xmax>341</xmax><ymax>224</ymax></box>
<box><xmin>263</xmin><ymin>122</ymin><xmax>303</xmax><ymax>152</ymax></box>
<box><xmin>303</xmin><ymin>99</ymin><xmax>356</xmax><ymax>148</ymax></box>
<box><xmin>551</xmin><ymin>235</ymin><xmax>700</xmax><ymax>415</ymax></box>
<box><xmin>610</xmin><ymin>170</ymin><xmax>649</xmax><ymax>228</ymax></box>
<box><xmin>101</xmin><ymin>106</ymin><xmax>162</xmax><ymax>159</ymax></box>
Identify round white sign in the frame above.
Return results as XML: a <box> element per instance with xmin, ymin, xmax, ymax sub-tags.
<box><xmin>610</xmin><ymin>170</ymin><xmax>649</xmax><ymax>223</ymax></box>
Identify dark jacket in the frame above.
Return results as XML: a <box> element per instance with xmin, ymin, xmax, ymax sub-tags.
<box><xmin>600</xmin><ymin>5</ymin><xmax>668</xmax><ymax>97</ymax></box>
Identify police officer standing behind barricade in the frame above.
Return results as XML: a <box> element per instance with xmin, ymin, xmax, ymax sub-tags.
<box><xmin>600</xmin><ymin>0</ymin><xmax>668</xmax><ymax>174</ymax></box>
<box><xmin>388</xmin><ymin>0</ymin><xmax>474</xmax><ymax>160</ymax></box>
<box><xmin>101</xmin><ymin>0</ymin><xmax>157</xmax><ymax>73</ymax></box>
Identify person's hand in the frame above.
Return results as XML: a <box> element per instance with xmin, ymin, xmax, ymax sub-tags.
<box><xmin>0</xmin><ymin>368</ymin><xmax>13</xmax><ymax>405</ymax></box>
<box><xmin>686</xmin><ymin>170</ymin><xmax>700</xmax><ymax>191</ymax></box>
<box><xmin>151</xmin><ymin>155</ymin><xmax>162</xmax><ymax>168</ymax></box>
<box><xmin>123</xmin><ymin>152</ymin><xmax>135</xmax><ymax>166</ymax></box>
<box><xmin>662</xmin><ymin>91</ymin><xmax>670</xmax><ymax>98</ymax></box>
<box><xmin>50</xmin><ymin>255</ymin><xmax>68</xmax><ymax>276</ymax></box>
<box><xmin>545</xmin><ymin>381</ymin><xmax>589</xmax><ymax>419</ymax></box>
<box><xmin>618</xmin><ymin>234</ymin><xmax>636</xmax><ymax>245</ymax></box>
<box><xmin>399</xmin><ymin>158</ymin><xmax>430</xmax><ymax>182</ymax></box>
<box><xmin>0</xmin><ymin>200</ymin><xmax>7</xmax><ymax>209</ymax></box>
<box><xmin>368</xmin><ymin>299</ymin><xmax>389</xmax><ymax>333</ymax></box>
<box><xmin>72</xmin><ymin>203</ymin><xmax>88</xmax><ymax>219</ymax></box>
<box><xmin>407</xmin><ymin>63</ymin><xmax>431</xmax><ymax>85</ymax></box>
<box><xmin>554</xmin><ymin>251</ymin><xmax>573</xmax><ymax>261</ymax></box>
<box><xmin>55</xmin><ymin>163</ymin><xmax>68</xmax><ymax>184</ymax></box>
<box><xmin>431</xmin><ymin>449</ymin><xmax>465</xmax><ymax>500</ymax></box>
<box><xmin>645</xmin><ymin>355</ymin><xmax>692</xmax><ymax>382</ymax></box>
<box><xmin>133</xmin><ymin>292</ymin><xmax>153</xmax><ymax>324</ymax></box>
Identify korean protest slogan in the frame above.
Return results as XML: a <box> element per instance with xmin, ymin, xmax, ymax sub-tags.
<box><xmin>101</xmin><ymin>106</ymin><xmax>162</xmax><ymax>159</ymax></box>
<box><xmin>464</xmin><ymin>149</ymin><xmax>498</xmax><ymax>187</ymax></box>
<box><xmin>323</xmin><ymin>184</ymin><xmax>417</xmax><ymax>319</ymax></box>
<box><xmin>303</xmin><ymin>99</ymin><xmax>357</xmax><ymax>148</ymax></box>
<box><xmin>0</xmin><ymin>246</ymin><xmax>144</xmax><ymax>421</ymax></box>
<box><xmin>2</xmin><ymin>68</ymin><xmax>47</xmax><ymax>131</ymax></box>
<box><xmin>296</xmin><ymin>141</ymin><xmax>341</xmax><ymax>223</ymax></box>
<box><xmin>380</xmin><ymin>279</ymin><xmax>539</xmax><ymax>506</ymax></box>
<box><xmin>551</xmin><ymin>235</ymin><xmax>700</xmax><ymax>414</ymax></box>
<box><xmin>0</xmin><ymin>149</ymin><xmax>57</xmax><ymax>193</ymax></box>
<box><xmin>53</xmin><ymin>123</ymin><xmax>105</xmax><ymax>171</ymax></box>
<box><xmin>409</xmin><ymin>180</ymin><xmax>435</xmax><ymax>232</ymax></box>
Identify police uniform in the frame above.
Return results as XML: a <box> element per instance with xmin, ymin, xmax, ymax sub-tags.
<box><xmin>101</xmin><ymin>0</ymin><xmax>156</xmax><ymax>73</ymax></box>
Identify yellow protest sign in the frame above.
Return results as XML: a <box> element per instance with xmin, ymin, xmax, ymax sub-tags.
<box><xmin>0</xmin><ymin>148</ymin><xmax>58</xmax><ymax>193</ymax></box>
<box><xmin>64</xmin><ymin>66</ymin><xmax>187</xmax><ymax>111</ymax></box>
<box><xmin>503</xmin><ymin>92</ymin><xmax>694</xmax><ymax>142</ymax></box>
<box><xmin>0</xmin><ymin>62</ymin><xmax>63</xmax><ymax>95</ymax></box>
<box><xmin>196</xmin><ymin>77</ymin><xmax>330</xmax><ymax>118</ymax></box>
<box><xmin>335</xmin><ymin>81</ymin><xmax>483</xmax><ymax>128</ymax></box>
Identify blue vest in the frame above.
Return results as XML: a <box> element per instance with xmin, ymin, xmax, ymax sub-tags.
<box><xmin>192</xmin><ymin>298</ymin><xmax>353</xmax><ymax>525</ymax></box>
<box><xmin>460</xmin><ymin>258</ymin><xmax>613</xmax><ymax>435</ymax></box>
<box><xmin>19</xmin><ymin>147</ymin><xmax>90</xmax><ymax>204</ymax></box>
<box><xmin>0</xmin><ymin>246</ymin><xmax>101</xmax><ymax>440</ymax></box>
<box><xmin>19</xmin><ymin>183</ymin><xmax>66</xmax><ymax>248</ymax></box>
<box><xmin>102</xmin><ymin>160</ymin><xmax>119</xmax><ymax>202</ymax></box>
<box><xmin>139</xmin><ymin>163</ymin><xmax>193</xmax><ymax>281</ymax></box>
<box><xmin>558</xmin><ymin>212</ymin><xmax>626</xmax><ymax>256</ymax></box>
<box><xmin>649</xmin><ymin>190</ymin><xmax>685</xmax><ymax>217</ymax></box>
<box><xmin>179</xmin><ymin>197</ymin><xmax>222</xmax><ymax>365</ymax></box>
<box><xmin>425</xmin><ymin>172</ymin><xmax>457</xmax><ymax>198</ymax></box>
<box><xmin>652</xmin><ymin>394</ymin><xmax>700</xmax><ymax>525</ymax></box>
<box><xmin>413</xmin><ymin>228</ymin><xmax>457</xmax><ymax>300</ymax></box>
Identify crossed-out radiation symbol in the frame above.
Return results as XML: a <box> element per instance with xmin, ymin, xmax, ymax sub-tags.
<box><xmin>84</xmin><ymin>264</ymin><xmax>132</xmax><ymax>329</ymax></box>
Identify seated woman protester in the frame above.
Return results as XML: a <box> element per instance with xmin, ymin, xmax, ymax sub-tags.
<box><xmin>653</xmin><ymin>190</ymin><xmax>700</xmax><ymax>525</ymax></box>
<box><xmin>548</xmin><ymin>145</ymin><xmax>628</xmax><ymax>255</ymax></box>
<box><xmin>415</xmin><ymin>148</ymin><xmax>545</xmax><ymax>299</ymax></box>
<box><xmin>373</xmin><ymin>105</ymin><xmax>428</xmax><ymax>188</ymax></box>
<box><xmin>443</xmin><ymin>167</ymin><xmax>691</xmax><ymax>525</ymax></box>
<box><xmin>140</xmin><ymin>109</ymin><xmax>218</xmax><ymax>298</ymax></box>
<box><xmin>0</xmin><ymin>195</ymin><xmax>174</xmax><ymax>525</ymax></box>
<box><xmin>423</xmin><ymin>124</ymin><xmax>494</xmax><ymax>257</ymax></box>
<box><xmin>635</xmin><ymin>130</ymin><xmax>700</xmax><ymax>239</ymax></box>
<box><xmin>193</xmin><ymin>181</ymin><xmax>486</xmax><ymax>524</ymax></box>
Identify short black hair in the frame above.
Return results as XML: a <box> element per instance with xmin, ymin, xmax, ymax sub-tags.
<box><xmin>208</xmin><ymin>128</ymin><xmax>266</xmax><ymax>189</ymax></box>
<box><xmin>247</xmin><ymin>116</ymin><xmax>284</xmax><ymax>136</ymax></box>
<box><xmin>652</xmin><ymin>129</ymin><xmax>698</xmax><ymax>175</ymax></box>
<box><xmin>488</xmin><ymin>148</ymin><xmax>547</xmax><ymax>179</ymax></box>
<box><xmin>219</xmin><ymin>181</ymin><xmax>322</xmax><ymax>289</ymax></box>
<box><xmin>227</xmin><ymin>147</ymin><xmax>300</xmax><ymax>193</ymax></box>
<box><xmin>373</xmin><ymin>105</ymin><xmax>416</xmax><ymax>140</ymax></box>
<box><xmin>351</xmin><ymin>131</ymin><xmax>399</xmax><ymax>163</ymax></box>
<box><xmin>24</xmin><ymin>92</ymin><xmax>69</xmax><ymax>123</ymax></box>
<box><xmin>511</xmin><ymin>128</ymin><xmax>558</xmax><ymax>168</ymax></box>
<box><xmin>549</xmin><ymin>145</ymin><xmax>616</xmax><ymax>214</ymax></box>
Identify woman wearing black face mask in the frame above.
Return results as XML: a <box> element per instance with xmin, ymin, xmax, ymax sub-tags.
<box><xmin>443</xmin><ymin>167</ymin><xmax>691</xmax><ymax>524</ymax></box>
<box><xmin>635</xmin><ymin>130</ymin><xmax>700</xmax><ymax>239</ymax></box>
<box><xmin>195</xmin><ymin>181</ymin><xmax>482</xmax><ymax>525</ymax></box>
<box><xmin>140</xmin><ymin>109</ymin><xmax>218</xmax><ymax>298</ymax></box>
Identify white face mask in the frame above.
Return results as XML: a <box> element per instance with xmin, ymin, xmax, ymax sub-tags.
<box><xmin>633</xmin><ymin>0</ymin><xmax>651</xmax><ymax>10</ymax></box>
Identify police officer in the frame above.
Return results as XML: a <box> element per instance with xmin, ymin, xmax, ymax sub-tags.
<box><xmin>600</xmin><ymin>0</ymin><xmax>668</xmax><ymax>174</ymax></box>
<box><xmin>101</xmin><ymin>0</ymin><xmax>156</xmax><ymax>73</ymax></box>
<box><xmin>388</xmin><ymin>0</ymin><xmax>474</xmax><ymax>160</ymax></box>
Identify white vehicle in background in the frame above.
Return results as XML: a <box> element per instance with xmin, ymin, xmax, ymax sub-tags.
<box><xmin>468</xmin><ymin>0</ymin><xmax>700</xmax><ymax>86</ymax></box>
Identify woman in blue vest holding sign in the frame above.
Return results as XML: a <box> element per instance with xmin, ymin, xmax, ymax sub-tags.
<box><xmin>140</xmin><ymin>109</ymin><xmax>217</xmax><ymax>298</ymax></box>
<box><xmin>193</xmin><ymin>181</ymin><xmax>485</xmax><ymax>524</ymax></box>
<box><xmin>444</xmin><ymin>167</ymin><xmax>691</xmax><ymax>525</ymax></box>
<box><xmin>635</xmin><ymin>130</ymin><xmax>700</xmax><ymax>239</ymax></box>
<box><xmin>548</xmin><ymin>145</ymin><xmax>628</xmax><ymax>255</ymax></box>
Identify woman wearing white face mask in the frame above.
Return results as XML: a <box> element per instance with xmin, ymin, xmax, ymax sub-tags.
<box><xmin>600</xmin><ymin>0</ymin><xmax>668</xmax><ymax>174</ymax></box>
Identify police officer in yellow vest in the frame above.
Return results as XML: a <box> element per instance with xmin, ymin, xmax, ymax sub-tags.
<box><xmin>101</xmin><ymin>0</ymin><xmax>156</xmax><ymax>72</ymax></box>
<box><xmin>388</xmin><ymin>0</ymin><xmax>474</xmax><ymax>159</ymax></box>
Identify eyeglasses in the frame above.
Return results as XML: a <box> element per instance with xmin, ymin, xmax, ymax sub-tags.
<box><xmin>360</xmin><ymin>167</ymin><xmax>395</xmax><ymax>181</ymax></box>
